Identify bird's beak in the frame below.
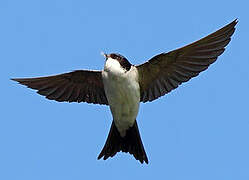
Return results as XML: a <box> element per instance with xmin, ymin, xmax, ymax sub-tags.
<box><xmin>101</xmin><ymin>52</ymin><xmax>108</xmax><ymax>60</ymax></box>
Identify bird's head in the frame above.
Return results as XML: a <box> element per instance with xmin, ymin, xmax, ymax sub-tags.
<box><xmin>102</xmin><ymin>52</ymin><xmax>132</xmax><ymax>71</ymax></box>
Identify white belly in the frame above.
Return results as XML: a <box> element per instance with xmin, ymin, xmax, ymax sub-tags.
<box><xmin>102</xmin><ymin>65</ymin><xmax>140</xmax><ymax>137</ymax></box>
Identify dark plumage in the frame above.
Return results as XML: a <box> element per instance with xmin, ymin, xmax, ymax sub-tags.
<box><xmin>98</xmin><ymin>120</ymin><xmax>148</xmax><ymax>164</ymax></box>
<box><xmin>137</xmin><ymin>19</ymin><xmax>237</xmax><ymax>102</ymax></box>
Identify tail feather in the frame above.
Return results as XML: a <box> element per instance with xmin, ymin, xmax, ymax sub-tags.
<box><xmin>98</xmin><ymin>120</ymin><xmax>148</xmax><ymax>164</ymax></box>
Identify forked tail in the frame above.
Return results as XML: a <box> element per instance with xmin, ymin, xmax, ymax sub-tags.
<box><xmin>98</xmin><ymin>120</ymin><xmax>148</xmax><ymax>164</ymax></box>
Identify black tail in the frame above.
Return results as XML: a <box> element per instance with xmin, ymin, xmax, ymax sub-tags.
<box><xmin>98</xmin><ymin>120</ymin><xmax>148</xmax><ymax>164</ymax></box>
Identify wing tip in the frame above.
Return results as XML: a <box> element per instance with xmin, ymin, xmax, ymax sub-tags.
<box><xmin>11</xmin><ymin>78</ymin><xmax>17</xmax><ymax>81</ymax></box>
<box><xmin>11</xmin><ymin>78</ymin><xmax>34</xmax><ymax>85</ymax></box>
<box><xmin>11</xmin><ymin>78</ymin><xmax>23</xmax><ymax>83</ymax></box>
<box><xmin>229</xmin><ymin>18</ymin><xmax>238</xmax><ymax>30</ymax></box>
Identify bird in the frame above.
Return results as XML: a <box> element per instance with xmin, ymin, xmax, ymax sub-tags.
<box><xmin>12</xmin><ymin>19</ymin><xmax>237</xmax><ymax>164</ymax></box>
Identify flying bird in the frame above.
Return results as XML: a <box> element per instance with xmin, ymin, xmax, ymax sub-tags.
<box><xmin>12</xmin><ymin>19</ymin><xmax>237</xmax><ymax>164</ymax></box>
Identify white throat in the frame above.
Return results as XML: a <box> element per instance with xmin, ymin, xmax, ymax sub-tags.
<box><xmin>104</xmin><ymin>57</ymin><xmax>126</xmax><ymax>75</ymax></box>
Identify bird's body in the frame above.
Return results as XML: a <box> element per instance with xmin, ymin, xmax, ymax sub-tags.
<box><xmin>99</xmin><ymin>54</ymin><xmax>148</xmax><ymax>163</ymax></box>
<box><xmin>102</xmin><ymin>57</ymin><xmax>140</xmax><ymax>136</ymax></box>
<box><xmin>12</xmin><ymin>19</ymin><xmax>237</xmax><ymax>164</ymax></box>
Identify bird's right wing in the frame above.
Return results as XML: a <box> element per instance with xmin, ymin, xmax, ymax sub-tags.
<box><xmin>12</xmin><ymin>70</ymin><xmax>109</xmax><ymax>105</ymax></box>
<box><xmin>136</xmin><ymin>19</ymin><xmax>237</xmax><ymax>102</ymax></box>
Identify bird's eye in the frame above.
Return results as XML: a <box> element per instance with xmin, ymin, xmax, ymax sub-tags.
<box><xmin>111</xmin><ymin>54</ymin><xmax>117</xmax><ymax>59</ymax></box>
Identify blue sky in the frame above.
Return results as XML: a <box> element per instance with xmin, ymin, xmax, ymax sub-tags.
<box><xmin>1</xmin><ymin>0</ymin><xmax>248</xmax><ymax>179</ymax></box>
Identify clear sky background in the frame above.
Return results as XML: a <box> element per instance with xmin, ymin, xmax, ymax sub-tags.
<box><xmin>1</xmin><ymin>0</ymin><xmax>248</xmax><ymax>179</ymax></box>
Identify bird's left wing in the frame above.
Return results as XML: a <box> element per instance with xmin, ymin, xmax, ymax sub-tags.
<box><xmin>12</xmin><ymin>70</ymin><xmax>108</xmax><ymax>105</ymax></box>
<box><xmin>136</xmin><ymin>19</ymin><xmax>237</xmax><ymax>103</ymax></box>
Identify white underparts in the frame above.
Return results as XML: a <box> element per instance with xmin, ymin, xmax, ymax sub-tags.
<box><xmin>102</xmin><ymin>58</ymin><xmax>140</xmax><ymax>137</ymax></box>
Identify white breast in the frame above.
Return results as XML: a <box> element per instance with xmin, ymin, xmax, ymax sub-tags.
<box><xmin>102</xmin><ymin>58</ymin><xmax>140</xmax><ymax>136</ymax></box>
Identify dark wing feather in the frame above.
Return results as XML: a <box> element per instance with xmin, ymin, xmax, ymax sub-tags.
<box><xmin>136</xmin><ymin>19</ymin><xmax>237</xmax><ymax>102</ymax></box>
<box><xmin>12</xmin><ymin>70</ymin><xmax>108</xmax><ymax>105</ymax></box>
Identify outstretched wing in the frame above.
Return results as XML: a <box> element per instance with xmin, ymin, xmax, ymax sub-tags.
<box><xmin>136</xmin><ymin>19</ymin><xmax>237</xmax><ymax>102</ymax></box>
<box><xmin>12</xmin><ymin>70</ymin><xmax>108</xmax><ymax>105</ymax></box>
